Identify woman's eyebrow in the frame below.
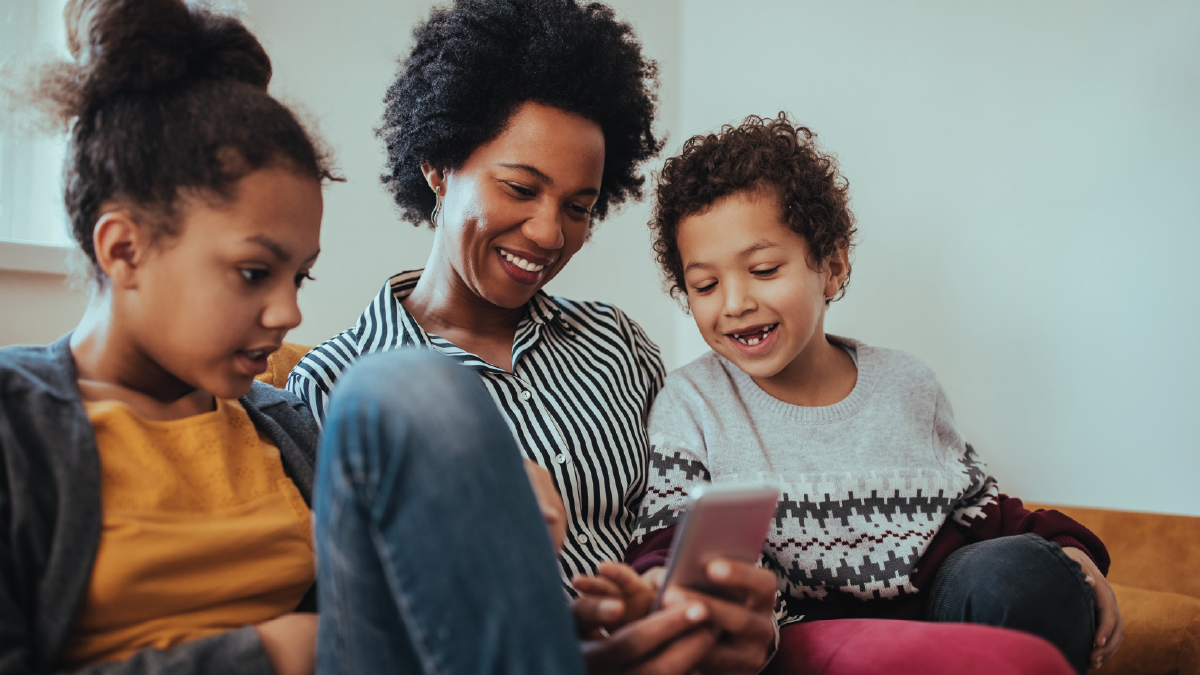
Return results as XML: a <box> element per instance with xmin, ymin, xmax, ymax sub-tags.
<box><xmin>496</xmin><ymin>162</ymin><xmax>600</xmax><ymax>196</ymax></box>
<box><xmin>498</xmin><ymin>163</ymin><xmax>554</xmax><ymax>184</ymax></box>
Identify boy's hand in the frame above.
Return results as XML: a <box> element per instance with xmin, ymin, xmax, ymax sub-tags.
<box><xmin>1062</xmin><ymin>547</ymin><xmax>1124</xmax><ymax>670</ymax></box>
<box><xmin>660</xmin><ymin>559</ymin><xmax>777</xmax><ymax>675</ymax></box>
<box><xmin>573</xmin><ymin>562</ymin><xmax>657</xmax><ymax>634</ymax></box>
<box><xmin>523</xmin><ymin>459</ymin><xmax>566</xmax><ymax>554</ymax></box>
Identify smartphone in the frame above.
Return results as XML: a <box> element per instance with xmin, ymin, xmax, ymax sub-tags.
<box><xmin>653</xmin><ymin>482</ymin><xmax>781</xmax><ymax>609</ymax></box>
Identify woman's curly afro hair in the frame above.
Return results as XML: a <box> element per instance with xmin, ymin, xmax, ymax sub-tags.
<box><xmin>379</xmin><ymin>0</ymin><xmax>662</xmax><ymax>227</ymax></box>
<box><xmin>651</xmin><ymin>113</ymin><xmax>857</xmax><ymax>303</ymax></box>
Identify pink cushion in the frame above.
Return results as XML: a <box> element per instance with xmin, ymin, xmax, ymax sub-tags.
<box><xmin>764</xmin><ymin>619</ymin><xmax>1074</xmax><ymax>675</ymax></box>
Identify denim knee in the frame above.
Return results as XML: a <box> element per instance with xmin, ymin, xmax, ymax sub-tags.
<box><xmin>924</xmin><ymin>533</ymin><xmax>1096</xmax><ymax>673</ymax></box>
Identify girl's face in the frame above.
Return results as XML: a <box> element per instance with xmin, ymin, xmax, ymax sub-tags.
<box><xmin>678</xmin><ymin>189</ymin><xmax>846</xmax><ymax>386</ymax></box>
<box><xmin>426</xmin><ymin>101</ymin><xmax>605</xmax><ymax>309</ymax></box>
<box><xmin>121</xmin><ymin>167</ymin><xmax>323</xmax><ymax>400</ymax></box>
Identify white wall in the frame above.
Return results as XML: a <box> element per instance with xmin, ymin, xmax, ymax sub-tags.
<box><xmin>677</xmin><ymin>0</ymin><xmax>1200</xmax><ymax>516</ymax></box>
<box><xmin>241</xmin><ymin>0</ymin><xmax>685</xmax><ymax>366</ymax></box>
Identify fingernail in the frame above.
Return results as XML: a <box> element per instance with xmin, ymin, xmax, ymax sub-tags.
<box><xmin>709</xmin><ymin>561</ymin><xmax>731</xmax><ymax>580</ymax></box>
<box><xmin>686</xmin><ymin>603</ymin><xmax>707</xmax><ymax>621</ymax></box>
<box><xmin>1099</xmin><ymin>637</ymin><xmax>1107</xmax><ymax>647</ymax></box>
<box><xmin>599</xmin><ymin>599</ymin><xmax>623</xmax><ymax>619</ymax></box>
<box><xmin>664</xmin><ymin>588</ymin><xmax>682</xmax><ymax>605</ymax></box>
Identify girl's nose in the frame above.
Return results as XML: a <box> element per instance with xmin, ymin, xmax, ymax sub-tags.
<box><xmin>262</xmin><ymin>286</ymin><xmax>303</xmax><ymax>332</ymax></box>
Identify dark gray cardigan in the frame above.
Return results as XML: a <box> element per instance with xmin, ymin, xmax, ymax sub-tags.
<box><xmin>0</xmin><ymin>336</ymin><xmax>319</xmax><ymax>674</ymax></box>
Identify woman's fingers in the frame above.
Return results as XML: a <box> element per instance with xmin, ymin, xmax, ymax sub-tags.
<box><xmin>574</xmin><ymin>574</ymin><xmax>623</xmax><ymax>598</ymax></box>
<box><xmin>705</xmin><ymin>559</ymin><xmax>778</xmax><ymax>612</ymax></box>
<box><xmin>573</xmin><ymin>594</ymin><xmax>627</xmax><ymax>638</ymax></box>
<box><xmin>583</xmin><ymin>602</ymin><xmax>715</xmax><ymax>675</ymax></box>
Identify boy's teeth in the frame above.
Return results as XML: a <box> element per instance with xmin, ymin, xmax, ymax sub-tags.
<box><xmin>501</xmin><ymin>250</ymin><xmax>545</xmax><ymax>272</ymax></box>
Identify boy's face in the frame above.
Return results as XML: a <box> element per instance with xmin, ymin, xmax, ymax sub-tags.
<box><xmin>678</xmin><ymin>188</ymin><xmax>846</xmax><ymax>385</ymax></box>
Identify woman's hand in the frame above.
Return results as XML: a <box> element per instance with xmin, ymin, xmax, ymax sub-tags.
<box><xmin>255</xmin><ymin>613</ymin><xmax>317</xmax><ymax>675</ymax></box>
<box><xmin>662</xmin><ymin>559</ymin><xmax>777</xmax><ymax>674</ymax></box>
<box><xmin>578</xmin><ymin>599</ymin><xmax>716</xmax><ymax>675</ymax></box>
<box><xmin>524</xmin><ymin>459</ymin><xmax>567</xmax><ymax>554</ymax></box>
<box><xmin>573</xmin><ymin>562</ymin><xmax>658</xmax><ymax>634</ymax></box>
<box><xmin>1062</xmin><ymin>546</ymin><xmax>1124</xmax><ymax>670</ymax></box>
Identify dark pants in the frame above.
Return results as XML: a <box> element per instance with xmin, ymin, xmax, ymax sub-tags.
<box><xmin>924</xmin><ymin>533</ymin><xmax>1097</xmax><ymax>674</ymax></box>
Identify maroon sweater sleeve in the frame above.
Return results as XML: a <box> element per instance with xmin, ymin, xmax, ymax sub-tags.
<box><xmin>624</xmin><ymin>526</ymin><xmax>677</xmax><ymax>574</ymax></box>
<box><xmin>957</xmin><ymin>494</ymin><xmax>1111</xmax><ymax>574</ymax></box>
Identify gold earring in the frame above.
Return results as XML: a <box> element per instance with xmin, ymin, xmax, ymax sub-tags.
<box><xmin>430</xmin><ymin>187</ymin><xmax>443</xmax><ymax>226</ymax></box>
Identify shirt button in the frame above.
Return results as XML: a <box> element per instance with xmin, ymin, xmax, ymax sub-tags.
<box><xmin>520</xmin><ymin>391</ymin><xmax>532</xmax><ymax>401</ymax></box>
<box><xmin>576</xmin><ymin>533</ymin><xmax>589</xmax><ymax>544</ymax></box>
<box><xmin>556</xmin><ymin>454</ymin><xmax>566</xmax><ymax>464</ymax></box>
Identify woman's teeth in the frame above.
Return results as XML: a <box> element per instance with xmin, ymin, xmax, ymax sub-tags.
<box><xmin>732</xmin><ymin>324</ymin><xmax>777</xmax><ymax>346</ymax></box>
<box><xmin>500</xmin><ymin>250</ymin><xmax>545</xmax><ymax>272</ymax></box>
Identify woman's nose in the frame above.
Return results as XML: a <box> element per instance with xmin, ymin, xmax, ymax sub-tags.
<box><xmin>520</xmin><ymin>203</ymin><xmax>566</xmax><ymax>251</ymax></box>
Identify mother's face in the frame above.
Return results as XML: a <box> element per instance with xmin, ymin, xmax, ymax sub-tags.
<box><xmin>423</xmin><ymin>101</ymin><xmax>605</xmax><ymax>310</ymax></box>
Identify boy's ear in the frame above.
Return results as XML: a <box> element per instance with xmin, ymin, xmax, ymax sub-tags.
<box><xmin>92</xmin><ymin>209</ymin><xmax>150</xmax><ymax>289</ymax></box>
<box><xmin>823</xmin><ymin>245</ymin><xmax>851</xmax><ymax>300</ymax></box>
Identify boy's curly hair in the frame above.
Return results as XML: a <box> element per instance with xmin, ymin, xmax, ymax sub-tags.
<box><xmin>379</xmin><ymin>0</ymin><xmax>662</xmax><ymax>228</ymax></box>
<box><xmin>650</xmin><ymin>113</ymin><xmax>856</xmax><ymax>302</ymax></box>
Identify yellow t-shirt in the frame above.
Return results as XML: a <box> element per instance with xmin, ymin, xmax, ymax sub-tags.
<box><xmin>62</xmin><ymin>398</ymin><xmax>315</xmax><ymax>666</ymax></box>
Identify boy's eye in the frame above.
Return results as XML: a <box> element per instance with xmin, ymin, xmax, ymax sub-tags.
<box><xmin>692</xmin><ymin>281</ymin><xmax>716</xmax><ymax>294</ymax></box>
<box><xmin>240</xmin><ymin>268</ymin><xmax>269</xmax><ymax>283</ymax></box>
<box><xmin>752</xmin><ymin>266</ymin><xmax>780</xmax><ymax>278</ymax></box>
<box><xmin>294</xmin><ymin>272</ymin><xmax>316</xmax><ymax>288</ymax></box>
<box><xmin>568</xmin><ymin>203</ymin><xmax>593</xmax><ymax>218</ymax></box>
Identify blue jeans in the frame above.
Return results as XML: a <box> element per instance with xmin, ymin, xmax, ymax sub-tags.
<box><xmin>313</xmin><ymin>350</ymin><xmax>587</xmax><ymax>674</ymax></box>
<box><xmin>924</xmin><ymin>533</ymin><xmax>1097</xmax><ymax>674</ymax></box>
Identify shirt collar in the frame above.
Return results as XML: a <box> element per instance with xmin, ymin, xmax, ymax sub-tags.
<box><xmin>386</xmin><ymin>269</ymin><xmax>566</xmax><ymax>329</ymax></box>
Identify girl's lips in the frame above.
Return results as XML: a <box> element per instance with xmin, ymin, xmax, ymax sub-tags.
<box><xmin>236</xmin><ymin>350</ymin><xmax>271</xmax><ymax>376</ymax></box>
<box><xmin>726</xmin><ymin>323</ymin><xmax>780</xmax><ymax>357</ymax></box>
<box><xmin>497</xmin><ymin>249</ymin><xmax>544</xmax><ymax>286</ymax></box>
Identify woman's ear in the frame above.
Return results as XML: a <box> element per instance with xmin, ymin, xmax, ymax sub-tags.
<box><xmin>92</xmin><ymin>210</ymin><xmax>149</xmax><ymax>289</ymax></box>
<box><xmin>823</xmin><ymin>245</ymin><xmax>851</xmax><ymax>300</ymax></box>
<box><xmin>421</xmin><ymin>162</ymin><xmax>446</xmax><ymax>195</ymax></box>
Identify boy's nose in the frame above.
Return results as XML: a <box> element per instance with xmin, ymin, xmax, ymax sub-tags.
<box><xmin>722</xmin><ymin>284</ymin><xmax>757</xmax><ymax>316</ymax></box>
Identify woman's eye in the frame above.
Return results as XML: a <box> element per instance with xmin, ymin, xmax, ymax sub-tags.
<box><xmin>752</xmin><ymin>266</ymin><xmax>780</xmax><ymax>278</ymax></box>
<box><xmin>240</xmin><ymin>268</ymin><xmax>269</xmax><ymax>283</ymax></box>
<box><xmin>506</xmin><ymin>182</ymin><xmax>536</xmax><ymax>197</ymax></box>
<box><xmin>294</xmin><ymin>272</ymin><xmax>316</xmax><ymax>288</ymax></box>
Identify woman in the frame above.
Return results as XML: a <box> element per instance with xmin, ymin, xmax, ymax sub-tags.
<box><xmin>289</xmin><ymin>0</ymin><xmax>779</xmax><ymax>672</ymax></box>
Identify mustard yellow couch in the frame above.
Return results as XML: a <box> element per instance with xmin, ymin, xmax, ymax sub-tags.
<box><xmin>259</xmin><ymin>344</ymin><xmax>1200</xmax><ymax>675</ymax></box>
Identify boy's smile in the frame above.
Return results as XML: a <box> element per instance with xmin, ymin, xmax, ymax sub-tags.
<box><xmin>678</xmin><ymin>188</ymin><xmax>855</xmax><ymax>406</ymax></box>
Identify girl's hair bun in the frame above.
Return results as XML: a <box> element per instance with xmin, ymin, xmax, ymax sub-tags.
<box><xmin>65</xmin><ymin>0</ymin><xmax>271</xmax><ymax>106</ymax></box>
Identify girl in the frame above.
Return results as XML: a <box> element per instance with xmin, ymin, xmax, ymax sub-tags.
<box><xmin>577</xmin><ymin>114</ymin><xmax>1123</xmax><ymax>674</ymax></box>
<box><xmin>0</xmin><ymin>0</ymin><xmax>332</xmax><ymax>672</ymax></box>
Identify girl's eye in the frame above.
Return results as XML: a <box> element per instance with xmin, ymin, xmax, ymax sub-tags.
<box><xmin>240</xmin><ymin>268</ymin><xmax>269</xmax><ymax>283</ymax></box>
<box><xmin>752</xmin><ymin>266</ymin><xmax>780</xmax><ymax>278</ymax></box>
<box><xmin>294</xmin><ymin>272</ymin><xmax>316</xmax><ymax>288</ymax></box>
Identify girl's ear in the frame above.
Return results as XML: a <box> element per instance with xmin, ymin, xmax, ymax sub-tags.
<box><xmin>92</xmin><ymin>210</ymin><xmax>149</xmax><ymax>289</ymax></box>
<box><xmin>420</xmin><ymin>162</ymin><xmax>447</xmax><ymax>195</ymax></box>
<box><xmin>823</xmin><ymin>245</ymin><xmax>851</xmax><ymax>300</ymax></box>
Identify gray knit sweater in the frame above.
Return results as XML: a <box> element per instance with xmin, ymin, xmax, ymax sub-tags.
<box><xmin>632</xmin><ymin>336</ymin><xmax>999</xmax><ymax>619</ymax></box>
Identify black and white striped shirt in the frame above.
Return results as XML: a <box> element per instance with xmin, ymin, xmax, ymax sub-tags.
<box><xmin>287</xmin><ymin>270</ymin><xmax>666</xmax><ymax>590</ymax></box>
